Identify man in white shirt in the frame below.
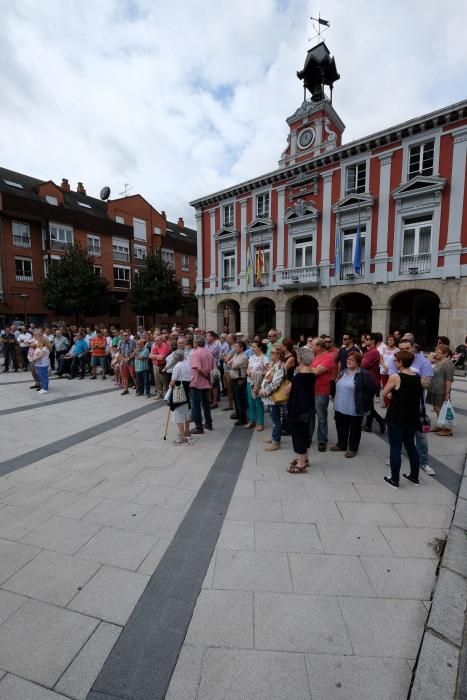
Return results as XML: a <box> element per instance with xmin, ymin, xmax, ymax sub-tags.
<box><xmin>17</xmin><ymin>326</ymin><xmax>33</xmax><ymax>370</ymax></box>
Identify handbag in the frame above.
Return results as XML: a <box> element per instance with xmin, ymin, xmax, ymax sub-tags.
<box><xmin>437</xmin><ymin>399</ymin><xmax>456</xmax><ymax>429</ymax></box>
<box><xmin>419</xmin><ymin>387</ymin><xmax>431</xmax><ymax>433</ymax></box>
<box><xmin>210</xmin><ymin>368</ymin><xmax>220</xmax><ymax>384</ymax></box>
<box><xmin>172</xmin><ymin>381</ymin><xmax>187</xmax><ymax>405</ymax></box>
<box><xmin>271</xmin><ymin>379</ymin><xmax>291</xmax><ymax>404</ymax></box>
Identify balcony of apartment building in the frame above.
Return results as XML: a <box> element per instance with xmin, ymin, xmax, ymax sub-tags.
<box><xmin>340</xmin><ymin>261</ymin><xmax>366</xmax><ymax>281</ymax></box>
<box><xmin>278</xmin><ymin>266</ymin><xmax>320</xmax><ymax>287</ymax></box>
<box><xmin>399</xmin><ymin>253</ymin><xmax>431</xmax><ymax>275</ymax></box>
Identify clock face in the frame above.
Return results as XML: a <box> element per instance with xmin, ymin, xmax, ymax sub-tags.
<box><xmin>297</xmin><ymin>127</ymin><xmax>315</xmax><ymax>150</ymax></box>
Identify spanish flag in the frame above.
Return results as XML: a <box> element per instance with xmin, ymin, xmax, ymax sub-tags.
<box><xmin>256</xmin><ymin>245</ymin><xmax>264</xmax><ymax>285</ymax></box>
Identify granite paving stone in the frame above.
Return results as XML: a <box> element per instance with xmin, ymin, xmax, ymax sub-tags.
<box><xmin>336</xmin><ymin>501</ymin><xmax>405</xmax><ymax>525</ymax></box>
<box><xmin>289</xmin><ymin>553</ymin><xmax>375</xmax><ymax>596</ymax></box>
<box><xmin>83</xmin><ymin>498</ymin><xmax>152</xmax><ymax>531</ymax></box>
<box><xmin>354</xmin><ymin>482</ymin><xmax>456</xmax><ymax>505</ymax></box>
<box><xmin>137</xmin><ymin>538</ymin><xmax>171</xmax><ymax>575</ymax></box>
<box><xmin>68</xmin><ymin>565</ymin><xmax>149</xmax><ymax>625</ymax></box>
<box><xmin>42</xmin><ymin>471</ymin><xmax>107</xmax><ymax>494</ymax></box>
<box><xmin>281</xmin><ymin>497</ymin><xmax>344</xmax><ymax>524</ymax></box>
<box><xmin>55</xmin><ymin>621</ymin><xmax>122</xmax><ymax>700</ymax></box>
<box><xmin>76</xmin><ymin>526</ymin><xmax>157</xmax><ymax>571</ymax></box>
<box><xmin>317</xmin><ymin>524</ymin><xmax>394</xmax><ymax>556</ymax></box>
<box><xmin>0</xmin><ymin>505</ymin><xmax>51</xmax><ymax>540</ymax></box>
<box><xmin>202</xmin><ymin>552</ymin><xmax>217</xmax><ymax>589</ymax></box>
<box><xmin>428</xmin><ymin>567</ymin><xmax>467</xmax><ymax>646</ymax></box>
<box><xmin>0</xmin><ymin>589</ymin><xmax>27</xmax><ymax>626</ymax></box>
<box><xmin>410</xmin><ymin>631</ymin><xmax>459</xmax><ymax>700</ymax></box>
<box><xmin>453</xmin><ymin>496</ymin><xmax>467</xmax><ymax>530</ymax></box>
<box><xmin>338</xmin><ymin>596</ymin><xmax>427</xmax><ymax>658</ymax></box>
<box><xmin>255</xmin><ymin>591</ymin><xmax>352</xmax><ymax>654</ymax></box>
<box><xmin>35</xmin><ymin>491</ymin><xmax>104</xmax><ymax>520</ymax></box>
<box><xmin>185</xmin><ymin>589</ymin><xmax>254</xmax><ymax>648</ymax></box>
<box><xmin>2</xmin><ymin>550</ymin><xmax>100</xmax><ymax>606</ymax></box>
<box><xmin>213</xmin><ymin>550</ymin><xmax>293</xmax><ymax>593</ymax></box>
<box><xmin>21</xmin><ymin>515</ymin><xmax>101</xmax><ymax>555</ymax></box>
<box><xmin>216</xmin><ymin>520</ymin><xmax>255</xmax><ymax>551</ymax></box>
<box><xmin>393</xmin><ymin>502</ymin><xmax>454</xmax><ymax>528</ymax></box>
<box><xmin>86</xmin><ymin>477</ymin><xmax>149</xmax><ymax>503</ymax></box>
<box><xmin>443</xmin><ymin>524</ymin><xmax>467</xmax><ymax>577</ymax></box>
<box><xmin>305</xmin><ymin>654</ymin><xmax>413</xmax><ymax>700</ymax></box>
<box><xmin>0</xmin><ymin>674</ymin><xmax>70</xmax><ymax>699</ymax></box>
<box><xmin>0</xmin><ymin>538</ymin><xmax>41</xmax><ymax>585</ymax></box>
<box><xmin>380</xmin><ymin>525</ymin><xmax>448</xmax><ymax>558</ymax></box>
<box><xmin>226</xmin><ymin>496</ymin><xmax>284</xmax><ymax>522</ymax></box>
<box><xmin>165</xmin><ymin>645</ymin><xmax>204</xmax><ymax>700</ymax></box>
<box><xmin>195</xmin><ymin>648</ymin><xmax>311</xmax><ymax>700</ymax></box>
<box><xmin>0</xmin><ymin>484</ymin><xmax>59</xmax><ymax>509</ymax></box>
<box><xmin>360</xmin><ymin>556</ymin><xmax>438</xmax><ymax>600</ymax></box>
<box><xmin>254</xmin><ymin>521</ymin><xmax>323</xmax><ymax>553</ymax></box>
<box><xmin>0</xmin><ymin>599</ymin><xmax>98</xmax><ymax>687</ymax></box>
<box><xmin>132</xmin><ymin>484</ymin><xmax>194</xmax><ymax>510</ymax></box>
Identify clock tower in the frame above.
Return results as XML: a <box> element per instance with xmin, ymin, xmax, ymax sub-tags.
<box><xmin>279</xmin><ymin>41</ymin><xmax>345</xmax><ymax>168</ymax></box>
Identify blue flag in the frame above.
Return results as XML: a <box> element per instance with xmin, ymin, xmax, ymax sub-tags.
<box><xmin>353</xmin><ymin>225</ymin><xmax>362</xmax><ymax>275</ymax></box>
<box><xmin>334</xmin><ymin>228</ymin><xmax>341</xmax><ymax>278</ymax></box>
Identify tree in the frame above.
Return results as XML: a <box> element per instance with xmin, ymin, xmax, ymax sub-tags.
<box><xmin>40</xmin><ymin>243</ymin><xmax>111</xmax><ymax>325</ymax></box>
<box><xmin>129</xmin><ymin>249</ymin><xmax>183</xmax><ymax>323</ymax></box>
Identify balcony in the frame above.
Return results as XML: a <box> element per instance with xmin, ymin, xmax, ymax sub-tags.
<box><xmin>253</xmin><ymin>273</ymin><xmax>271</xmax><ymax>287</ymax></box>
<box><xmin>279</xmin><ymin>266</ymin><xmax>319</xmax><ymax>287</ymax></box>
<box><xmin>50</xmin><ymin>240</ymin><xmax>72</xmax><ymax>251</ymax></box>
<box><xmin>135</xmin><ymin>257</ymin><xmax>146</xmax><ymax>267</ymax></box>
<box><xmin>399</xmin><ymin>253</ymin><xmax>431</xmax><ymax>275</ymax></box>
<box><xmin>87</xmin><ymin>246</ymin><xmax>101</xmax><ymax>257</ymax></box>
<box><xmin>15</xmin><ymin>274</ymin><xmax>33</xmax><ymax>282</ymax></box>
<box><xmin>13</xmin><ymin>235</ymin><xmax>31</xmax><ymax>248</ymax></box>
<box><xmin>113</xmin><ymin>279</ymin><xmax>131</xmax><ymax>289</ymax></box>
<box><xmin>113</xmin><ymin>250</ymin><xmax>130</xmax><ymax>262</ymax></box>
<box><xmin>339</xmin><ymin>261</ymin><xmax>366</xmax><ymax>280</ymax></box>
<box><xmin>222</xmin><ymin>276</ymin><xmax>236</xmax><ymax>290</ymax></box>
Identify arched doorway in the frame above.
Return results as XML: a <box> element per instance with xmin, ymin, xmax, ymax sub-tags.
<box><xmin>290</xmin><ymin>296</ymin><xmax>318</xmax><ymax>341</ymax></box>
<box><xmin>218</xmin><ymin>300</ymin><xmax>240</xmax><ymax>334</ymax></box>
<box><xmin>253</xmin><ymin>298</ymin><xmax>276</xmax><ymax>336</ymax></box>
<box><xmin>334</xmin><ymin>293</ymin><xmax>372</xmax><ymax>343</ymax></box>
<box><xmin>390</xmin><ymin>290</ymin><xmax>439</xmax><ymax>349</ymax></box>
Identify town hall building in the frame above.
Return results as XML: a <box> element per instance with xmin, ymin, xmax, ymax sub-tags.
<box><xmin>190</xmin><ymin>42</ymin><xmax>467</xmax><ymax>348</ymax></box>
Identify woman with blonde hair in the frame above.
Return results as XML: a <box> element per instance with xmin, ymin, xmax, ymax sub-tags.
<box><xmin>33</xmin><ymin>334</ymin><xmax>52</xmax><ymax>394</ymax></box>
<box><xmin>259</xmin><ymin>344</ymin><xmax>286</xmax><ymax>451</ymax></box>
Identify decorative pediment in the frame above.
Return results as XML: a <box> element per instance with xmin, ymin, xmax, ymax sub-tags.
<box><xmin>247</xmin><ymin>217</ymin><xmax>273</xmax><ymax>233</ymax></box>
<box><xmin>285</xmin><ymin>198</ymin><xmax>319</xmax><ymax>222</ymax></box>
<box><xmin>392</xmin><ymin>176</ymin><xmax>447</xmax><ymax>201</ymax></box>
<box><xmin>332</xmin><ymin>193</ymin><xmax>375</xmax><ymax>214</ymax></box>
<box><xmin>213</xmin><ymin>226</ymin><xmax>239</xmax><ymax>242</ymax></box>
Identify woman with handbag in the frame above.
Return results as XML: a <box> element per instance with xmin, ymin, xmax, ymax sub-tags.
<box><xmin>259</xmin><ymin>345</ymin><xmax>287</xmax><ymax>451</ymax></box>
<box><xmin>245</xmin><ymin>341</ymin><xmax>270</xmax><ymax>431</ymax></box>
<box><xmin>428</xmin><ymin>344</ymin><xmax>455</xmax><ymax>436</ymax></box>
<box><xmin>169</xmin><ymin>350</ymin><xmax>192</xmax><ymax>446</ymax></box>
<box><xmin>287</xmin><ymin>347</ymin><xmax>315</xmax><ymax>473</ymax></box>
<box><xmin>228</xmin><ymin>340</ymin><xmax>249</xmax><ymax>426</ymax></box>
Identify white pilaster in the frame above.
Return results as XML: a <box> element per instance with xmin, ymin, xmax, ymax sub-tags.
<box><xmin>371</xmin><ymin>306</ymin><xmax>391</xmax><ymax>337</ymax></box>
<box><xmin>195</xmin><ymin>209</ymin><xmax>204</xmax><ymax>296</ymax></box>
<box><xmin>239</xmin><ymin>198</ymin><xmax>248</xmax><ymax>291</ymax></box>
<box><xmin>275</xmin><ymin>186</ymin><xmax>286</xmax><ymax>271</ymax></box>
<box><xmin>443</xmin><ymin>128</ymin><xmax>467</xmax><ymax>279</ymax></box>
<box><xmin>320</xmin><ymin>171</ymin><xmax>333</xmax><ymax>287</ymax></box>
<box><xmin>374</xmin><ymin>152</ymin><xmax>393</xmax><ymax>283</ymax></box>
<box><xmin>318</xmin><ymin>306</ymin><xmax>335</xmax><ymax>337</ymax></box>
<box><xmin>209</xmin><ymin>208</ymin><xmax>216</xmax><ymax>291</ymax></box>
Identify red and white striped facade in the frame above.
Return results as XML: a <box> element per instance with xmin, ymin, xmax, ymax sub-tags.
<box><xmin>191</xmin><ymin>96</ymin><xmax>467</xmax><ymax>346</ymax></box>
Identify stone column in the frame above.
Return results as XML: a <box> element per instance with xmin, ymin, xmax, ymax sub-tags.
<box><xmin>374</xmin><ymin>152</ymin><xmax>392</xmax><ymax>283</ymax></box>
<box><xmin>239</xmin><ymin>198</ymin><xmax>248</xmax><ymax>291</ymax></box>
<box><xmin>320</xmin><ymin>171</ymin><xmax>333</xmax><ymax>287</ymax></box>
<box><xmin>437</xmin><ymin>301</ymin><xmax>451</xmax><ymax>339</ymax></box>
<box><xmin>318</xmin><ymin>306</ymin><xmax>335</xmax><ymax>338</ymax></box>
<box><xmin>443</xmin><ymin>128</ymin><xmax>467</xmax><ymax>279</ymax></box>
<box><xmin>275</xmin><ymin>306</ymin><xmax>289</xmax><ymax>340</ymax></box>
<box><xmin>371</xmin><ymin>306</ymin><xmax>391</xmax><ymax>337</ymax></box>
<box><xmin>275</xmin><ymin>186</ymin><xmax>286</xmax><ymax>273</ymax></box>
<box><xmin>209</xmin><ymin>208</ymin><xmax>216</xmax><ymax>291</ymax></box>
<box><xmin>240</xmin><ymin>305</ymin><xmax>254</xmax><ymax>338</ymax></box>
<box><xmin>195</xmin><ymin>209</ymin><xmax>203</xmax><ymax>296</ymax></box>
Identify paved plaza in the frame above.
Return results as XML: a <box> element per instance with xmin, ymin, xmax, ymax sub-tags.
<box><xmin>0</xmin><ymin>372</ymin><xmax>465</xmax><ymax>699</ymax></box>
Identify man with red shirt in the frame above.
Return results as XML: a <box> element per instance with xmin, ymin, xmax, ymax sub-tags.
<box><xmin>150</xmin><ymin>334</ymin><xmax>170</xmax><ymax>399</ymax></box>
<box><xmin>310</xmin><ymin>337</ymin><xmax>338</xmax><ymax>451</ymax></box>
<box><xmin>89</xmin><ymin>329</ymin><xmax>107</xmax><ymax>380</ymax></box>
<box><xmin>190</xmin><ymin>336</ymin><xmax>215</xmax><ymax>434</ymax></box>
<box><xmin>362</xmin><ymin>332</ymin><xmax>385</xmax><ymax>433</ymax></box>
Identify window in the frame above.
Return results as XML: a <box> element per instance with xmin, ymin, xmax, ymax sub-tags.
<box><xmin>134</xmin><ymin>244</ymin><xmax>147</xmax><ymax>261</ymax></box>
<box><xmin>137</xmin><ymin>315</ymin><xmax>145</xmax><ymax>328</ymax></box>
<box><xmin>161</xmin><ymin>249</ymin><xmax>174</xmax><ymax>267</ymax></box>
<box><xmin>154</xmin><ymin>226</ymin><xmax>161</xmax><ymax>236</ymax></box>
<box><xmin>340</xmin><ymin>226</ymin><xmax>366</xmax><ymax>279</ymax></box>
<box><xmin>46</xmin><ymin>195</ymin><xmax>58</xmax><ymax>206</ymax></box>
<box><xmin>345</xmin><ymin>161</ymin><xmax>366</xmax><ymax>194</ymax></box>
<box><xmin>294</xmin><ymin>237</ymin><xmax>313</xmax><ymax>268</ymax></box>
<box><xmin>113</xmin><ymin>265</ymin><xmax>131</xmax><ymax>288</ymax></box>
<box><xmin>408</xmin><ymin>140</ymin><xmax>435</xmax><ymax>179</ymax></box>
<box><xmin>115</xmin><ymin>215</ymin><xmax>124</xmax><ymax>224</ymax></box>
<box><xmin>400</xmin><ymin>215</ymin><xmax>432</xmax><ymax>273</ymax></box>
<box><xmin>93</xmin><ymin>266</ymin><xmax>102</xmax><ymax>276</ymax></box>
<box><xmin>182</xmin><ymin>254</ymin><xmax>189</xmax><ymax>271</ymax></box>
<box><xmin>256</xmin><ymin>192</ymin><xmax>270</xmax><ymax>218</ymax></box>
<box><xmin>222</xmin><ymin>251</ymin><xmax>236</xmax><ymax>288</ymax></box>
<box><xmin>133</xmin><ymin>218</ymin><xmax>147</xmax><ymax>241</ymax></box>
<box><xmin>15</xmin><ymin>257</ymin><xmax>33</xmax><ymax>281</ymax></box>
<box><xmin>87</xmin><ymin>235</ymin><xmax>101</xmax><ymax>257</ymax></box>
<box><xmin>3</xmin><ymin>179</ymin><xmax>23</xmax><ymax>189</ymax></box>
<box><xmin>43</xmin><ymin>255</ymin><xmax>60</xmax><ymax>277</ymax></box>
<box><xmin>254</xmin><ymin>245</ymin><xmax>270</xmax><ymax>286</ymax></box>
<box><xmin>49</xmin><ymin>224</ymin><xmax>73</xmax><ymax>250</ymax></box>
<box><xmin>112</xmin><ymin>237</ymin><xmax>130</xmax><ymax>261</ymax></box>
<box><xmin>77</xmin><ymin>201</ymin><xmax>92</xmax><ymax>209</ymax></box>
<box><xmin>182</xmin><ymin>277</ymin><xmax>190</xmax><ymax>294</ymax></box>
<box><xmin>223</xmin><ymin>203</ymin><xmax>234</xmax><ymax>227</ymax></box>
<box><xmin>12</xmin><ymin>221</ymin><xmax>31</xmax><ymax>248</ymax></box>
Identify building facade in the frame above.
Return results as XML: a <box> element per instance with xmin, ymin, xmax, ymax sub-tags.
<box><xmin>190</xmin><ymin>45</ymin><xmax>467</xmax><ymax>348</ymax></box>
<box><xmin>0</xmin><ymin>170</ymin><xmax>196</xmax><ymax>329</ymax></box>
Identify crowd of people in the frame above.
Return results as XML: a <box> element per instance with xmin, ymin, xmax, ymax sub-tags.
<box><xmin>1</xmin><ymin>321</ymin><xmax>464</xmax><ymax>489</ymax></box>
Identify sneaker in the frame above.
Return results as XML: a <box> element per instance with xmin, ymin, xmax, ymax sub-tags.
<box><xmin>318</xmin><ymin>443</ymin><xmax>327</xmax><ymax>452</ymax></box>
<box><xmin>121</xmin><ymin>389</ymin><xmax>129</xmax><ymax>395</ymax></box>
<box><xmin>265</xmin><ymin>442</ymin><xmax>280</xmax><ymax>451</ymax></box>
<box><xmin>191</xmin><ymin>427</ymin><xmax>204</xmax><ymax>435</ymax></box>
<box><xmin>384</xmin><ymin>476</ymin><xmax>399</xmax><ymax>489</ymax></box>
<box><xmin>344</xmin><ymin>451</ymin><xmax>357</xmax><ymax>458</ymax></box>
<box><xmin>403</xmin><ymin>473</ymin><xmax>420</xmax><ymax>485</ymax></box>
<box><xmin>330</xmin><ymin>445</ymin><xmax>345</xmax><ymax>452</ymax></box>
<box><xmin>204</xmin><ymin>424</ymin><xmax>213</xmax><ymax>431</ymax></box>
<box><xmin>38</xmin><ymin>389</ymin><xmax>48</xmax><ymax>394</ymax></box>
<box><xmin>172</xmin><ymin>438</ymin><xmax>189</xmax><ymax>446</ymax></box>
<box><xmin>420</xmin><ymin>464</ymin><xmax>436</xmax><ymax>476</ymax></box>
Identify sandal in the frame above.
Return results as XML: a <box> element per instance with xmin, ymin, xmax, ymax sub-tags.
<box><xmin>287</xmin><ymin>463</ymin><xmax>308</xmax><ymax>474</ymax></box>
<box><xmin>289</xmin><ymin>458</ymin><xmax>310</xmax><ymax>468</ymax></box>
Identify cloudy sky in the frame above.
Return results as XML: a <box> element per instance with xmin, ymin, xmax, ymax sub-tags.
<box><xmin>1</xmin><ymin>0</ymin><xmax>466</xmax><ymax>226</ymax></box>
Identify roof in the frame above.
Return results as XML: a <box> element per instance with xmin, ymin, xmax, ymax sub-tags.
<box><xmin>189</xmin><ymin>98</ymin><xmax>467</xmax><ymax>208</ymax></box>
<box><xmin>165</xmin><ymin>219</ymin><xmax>197</xmax><ymax>253</ymax></box>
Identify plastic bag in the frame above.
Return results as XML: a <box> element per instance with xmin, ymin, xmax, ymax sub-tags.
<box><xmin>437</xmin><ymin>399</ymin><xmax>456</xmax><ymax>429</ymax></box>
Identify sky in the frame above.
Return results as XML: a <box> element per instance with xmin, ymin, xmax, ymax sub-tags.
<box><xmin>1</xmin><ymin>0</ymin><xmax>466</xmax><ymax>227</ymax></box>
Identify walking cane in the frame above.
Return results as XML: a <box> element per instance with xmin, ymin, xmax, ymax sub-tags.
<box><xmin>163</xmin><ymin>407</ymin><xmax>171</xmax><ymax>441</ymax></box>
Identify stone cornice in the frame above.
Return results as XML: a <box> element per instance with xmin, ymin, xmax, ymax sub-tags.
<box><xmin>392</xmin><ymin>176</ymin><xmax>447</xmax><ymax>200</ymax></box>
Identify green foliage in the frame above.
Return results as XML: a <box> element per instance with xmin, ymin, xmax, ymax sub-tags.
<box><xmin>40</xmin><ymin>243</ymin><xmax>111</xmax><ymax>322</ymax></box>
<box><xmin>182</xmin><ymin>292</ymin><xmax>198</xmax><ymax>320</ymax></box>
<box><xmin>128</xmin><ymin>249</ymin><xmax>183</xmax><ymax>317</ymax></box>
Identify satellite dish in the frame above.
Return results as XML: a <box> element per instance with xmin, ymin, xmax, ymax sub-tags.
<box><xmin>100</xmin><ymin>186</ymin><xmax>111</xmax><ymax>201</ymax></box>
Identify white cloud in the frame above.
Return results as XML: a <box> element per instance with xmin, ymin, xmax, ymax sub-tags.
<box><xmin>0</xmin><ymin>0</ymin><xmax>466</xmax><ymax>226</ymax></box>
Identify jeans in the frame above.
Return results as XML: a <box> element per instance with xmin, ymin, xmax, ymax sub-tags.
<box><xmin>334</xmin><ymin>411</ymin><xmax>363</xmax><ymax>452</ymax></box>
<box><xmin>365</xmin><ymin>405</ymin><xmax>384</xmax><ymax>429</ymax></box>
<box><xmin>310</xmin><ymin>394</ymin><xmax>329</xmax><ymax>445</ymax></box>
<box><xmin>20</xmin><ymin>346</ymin><xmax>29</xmax><ymax>369</ymax></box>
<box><xmin>3</xmin><ymin>347</ymin><xmax>17</xmax><ymax>371</ymax></box>
<box><xmin>387</xmin><ymin>421</ymin><xmax>420</xmax><ymax>485</ymax></box>
<box><xmin>232</xmin><ymin>378</ymin><xmax>248</xmax><ymax>424</ymax></box>
<box><xmin>190</xmin><ymin>387</ymin><xmax>212</xmax><ymax>429</ymax></box>
<box><xmin>247</xmin><ymin>382</ymin><xmax>264</xmax><ymax>425</ymax></box>
<box><xmin>415</xmin><ymin>430</ymin><xmax>429</xmax><ymax>466</ymax></box>
<box><xmin>136</xmin><ymin>370</ymin><xmax>151</xmax><ymax>396</ymax></box>
<box><xmin>270</xmin><ymin>404</ymin><xmax>282</xmax><ymax>443</ymax></box>
<box><xmin>153</xmin><ymin>365</ymin><xmax>164</xmax><ymax>396</ymax></box>
<box><xmin>36</xmin><ymin>365</ymin><xmax>49</xmax><ymax>390</ymax></box>
<box><xmin>71</xmin><ymin>355</ymin><xmax>86</xmax><ymax>378</ymax></box>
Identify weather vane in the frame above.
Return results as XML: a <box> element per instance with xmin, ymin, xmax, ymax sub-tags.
<box><xmin>308</xmin><ymin>12</ymin><xmax>330</xmax><ymax>44</ymax></box>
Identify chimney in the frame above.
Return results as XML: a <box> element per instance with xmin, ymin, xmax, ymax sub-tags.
<box><xmin>77</xmin><ymin>182</ymin><xmax>86</xmax><ymax>194</ymax></box>
<box><xmin>161</xmin><ymin>210</ymin><xmax>166</xmax><ymax>220</ymax></box>
<box><xmin>178</xmin><ymin>217</ymin><xmax>184</xmax><ymax>229</ymax></box>
<box><xmin>61</xmin><ymin>178</ymin><xmax>70</xmax><ymax>192</ymax></box>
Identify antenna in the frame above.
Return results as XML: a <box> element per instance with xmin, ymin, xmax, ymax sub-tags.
<box><xmin>119</xmin><ymin>183</ymin><xmax>133</xmax><ymax>197</ymax></box>
<box><xmin>308</xmin><ymin>12</ymin><xmax>330</xmax><ymax>44</ymax></box>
